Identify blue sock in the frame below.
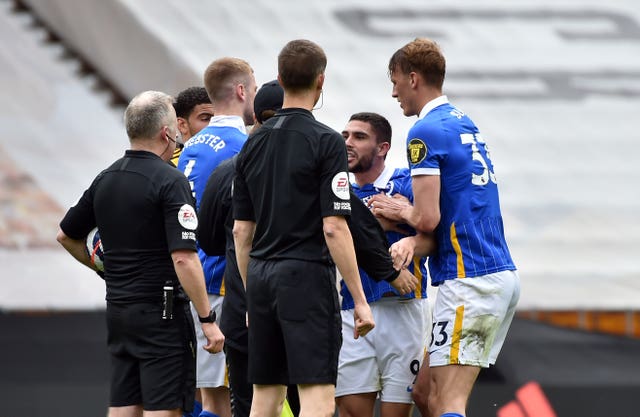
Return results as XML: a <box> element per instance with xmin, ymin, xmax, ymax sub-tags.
<box><xmin>440</xmin><ymin>413</ymin><xmax>464</xmax><ymax>417</ymax></box>
<box><xmin>199</xmin><ymin>411</ymin><xmax>220</xmax><ymax>417</ymax></box>
<box><xmin>183</xmin><ymin>400</ymin><xmax>202</xmax><ymax>417</ymax></box>
<box><xmin>192</xmin><ymin>401</ymin><xmax>203</xmax><ymax>417</ymax></box>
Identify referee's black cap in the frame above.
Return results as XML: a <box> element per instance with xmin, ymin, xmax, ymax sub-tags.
<box><xmin>254</xmin><ymin>80</ymin><xmax>284</xmax><ymax>124</ymax></box>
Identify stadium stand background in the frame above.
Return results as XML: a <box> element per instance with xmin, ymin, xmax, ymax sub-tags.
<box><xmin>1</xmin><ymin>0</ymin><xmax>640</xmax><ymax>415</ymax></box>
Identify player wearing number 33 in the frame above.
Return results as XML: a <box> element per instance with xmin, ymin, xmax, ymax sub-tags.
<box><xmin>379</xmin><ymin>38</ymin><xmax>521</xmax><ymax>417</ymax></box>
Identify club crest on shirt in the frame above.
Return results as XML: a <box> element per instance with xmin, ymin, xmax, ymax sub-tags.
<box><xmin>178</xmin><ymin>204</ymin><xmax>198</xmax><ymax>230</ymax></box>
<box><xmin>331</xmin><ymin>171</ymin><xmax>350</xmax><ymax>200</ymax></box>
<box><xmin>407</xmin><ymin>138</ymin><xmax>427</xmax><ymax>164</ymax></box>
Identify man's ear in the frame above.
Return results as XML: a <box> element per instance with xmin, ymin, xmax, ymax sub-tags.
<box><xmin>378</xmin><ymin>141</ymin><xmax>391</xmax><ymax>157</ymax></box>
<box><xmin>177</xmin><ymin>117</ymin><xmax>189</xmax><ymax>138</ymax></box>
<box><xmin>236</xmin><ymin>83</ymin><xmax>246</xmax><ymax>101</ymax></box>
<box><xmin>316</xmin><ymin>72</ymin><xmax>325</xmax><ymax>91</ymax></box>
<box><xmin>409</xmin><ymin>71</ymin><xmax>420</xmax><ymax>89</ymax></box>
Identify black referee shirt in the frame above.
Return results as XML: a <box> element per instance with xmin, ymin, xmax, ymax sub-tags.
<box><xmin>60</xmin><ymin>150</ymin><xmax>198</xmax><ymax>304</ymax></box>
<box><xmin>233</xmin><ymin>108</ymin><xmax>352</xmax><ymax>263</ymax></box>
<box><xmin>201</xmin><ymin>156</ymin><xmax>398</xmax><ymax>352</ymax></box>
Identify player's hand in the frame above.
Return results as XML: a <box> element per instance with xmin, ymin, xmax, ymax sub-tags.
<box><xmin>353</xmin><ymin>303</ymin><xmax>375</xmax><ymax>339</ymax></box>
<box><xmin>390</xmin><ymin>236</ymin><xmax>417</xmax><ymax>270</ymax></box>
<box><xmin>390</xmin><ymin>269</ymin><xmax>419</xmax><ymax>295</ymax></box>
<box><xmin>201</xmin><ymin>322</ymin><xmax>225</xmax><ymax>354</ymax></box>
<box><xmin>374</xmin><ymin>214</ymin><xmax>410</xmax><ymax>234</ymax></box>
<box><xmin>368</xmin><ymin>194</ymin><xmax>412</xmax><ymax>222</ymax></box>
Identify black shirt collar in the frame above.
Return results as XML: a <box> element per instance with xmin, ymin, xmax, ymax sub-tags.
<box><xmin>274</xmin><ymin>107</ymin><xmax>315</xmax><ymax>120</ymax></box>
<box><xmin>125</xmin><ymin>149</ymin><xmax>162</xmax><ymax>160</ymax></box>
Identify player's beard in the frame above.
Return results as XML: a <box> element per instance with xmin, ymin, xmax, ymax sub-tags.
<box><xmin>349</xmin><ymin>148</ymin><xmax>376</xmax><ymax>173</ymax></box>
<box><xmin>243</xmin><ymin>105</ymin><xmax>255</xmax><ymax>127</ymax></box>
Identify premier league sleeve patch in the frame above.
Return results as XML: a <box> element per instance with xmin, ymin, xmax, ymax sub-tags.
<box><xmin>178</xmin><ymin>204</ymin><xmax>198</xmax><ymax>230</ymax></box>
<box><xmin>407</xmin><ymin>138</ymin><xmax>427</xmax><ymax>164</ymax></box>
<box><xmin>331</xmin><ymin>171</ymin><xmax>350</xmax><ymax>200</ymax></box>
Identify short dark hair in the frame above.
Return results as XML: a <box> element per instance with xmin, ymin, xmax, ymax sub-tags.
<box><xmin>348</xmin><ymin>112</ymin><xmax>392</xmax><ymax>145</ymax></box>
<box><xmin>278</xmin><ymin>39</ymin><xmax>327</xmax><ymax>93</ymax></box>
<box><xmin>173</xmin><ymin>87</ymin><xmax>210</xmax><ymax>119</ymax></box>
<box><xmin>388</xmin><ymin>38</ymin><xmax>446</xmax><ymax>89</ymax></box>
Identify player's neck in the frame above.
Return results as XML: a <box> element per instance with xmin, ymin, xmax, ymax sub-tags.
<box><xmin>282</xmin><ymin>95</ymin><xmax>316</xmax><ymax>111</ymax></box>
<box><xmin>417</xmin><ymin>88</ymin><xmax>444</xmax><ymax>114</ymax></box>
<box><xmin>282</xmin><ymin>87</ymin><xmax>321</xmax><ymax>111</ymax></box>
<box><xmin>213</xmin><ymin>101</ymin><xmax>244</xmax><ymax>119</ymax></box>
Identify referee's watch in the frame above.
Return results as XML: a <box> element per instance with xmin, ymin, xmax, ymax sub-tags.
<box><xmin>198</xmin><ymin>309</ymin><xmax>217</xmax><ymax>324</ymax></box>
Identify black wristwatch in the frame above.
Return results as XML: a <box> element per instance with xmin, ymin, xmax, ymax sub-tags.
<box><xmin>198</xmin><ymin>309</ymin><xmax>217</xmax><ymax>324</ymax></box>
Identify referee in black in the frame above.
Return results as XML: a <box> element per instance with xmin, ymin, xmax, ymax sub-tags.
<box><xmin>56</xmin><ymin>90</ymin><xmax>224</xmax><ymax>417</ymax></box>
<box><xmin>198</xmin><ymin>81</ymin><xmax>418</xmax><ymax>417</ymax></box>
<box><xmin>199</xmin><ymin>161</ymin><xmax>419</xmax><ymax>417</ymax></box>
<box><xmin>232</xmin><ymin>39</ymin><xmax>376</xmax><ymax>417</ymax></box>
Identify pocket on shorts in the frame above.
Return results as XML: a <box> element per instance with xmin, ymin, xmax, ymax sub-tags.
<box><xmin>278</xmin><ymin>283</ymin><xmax>310</xmax><ymax>322</ymax></box>
<box><xmin>277</xmin><ymin>264</ymin><xmax>310</xmax><ymax>322</ymax></box>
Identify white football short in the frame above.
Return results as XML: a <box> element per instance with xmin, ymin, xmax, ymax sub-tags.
<box><xmin>336</xmin><ymin>297</ymin><xmax>431</xmax><ymax>403</ymax></box>
<box><xmin>190</xmin><ymin>294</ymin><xmax>228</xmax><ymax>388</ymax></box>
<box><xmin>429</xmin><ymin>269</ymin><xmax>520</xmax><ymax>368</ymax></box>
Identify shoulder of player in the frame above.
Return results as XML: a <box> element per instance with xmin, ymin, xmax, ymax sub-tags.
<box><xmin>183</xmin><ymin>127</ymin><xmax>245</xmax><ymax>149</ymax></box>
<box><xmin>411</xmin><ymin>113</ymin><xmax>444</xmax><ymax>134</ymax></box>
<box><xmin>182</xmin><ymin>126</ymin><xmax>213</xmax><ymax>146</ymax></box>
<box><xmin>388</xmin><ymin>168</ymin><xmax>414</xmax><ymax>197</ymax></box>
<box><xmin>408</xmin><ymin>114</ymin><xmax>455</xmax><ymax>148</ymax></box>
<box><xmin>389</xmin><ymin>166</ymin><xmax>411</xmax><ymax>179</ymax></box>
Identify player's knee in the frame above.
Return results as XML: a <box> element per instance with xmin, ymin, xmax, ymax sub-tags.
<box><xmin>427</xmin><ymin>389</ymin><xmax>441</xmax><ymax>416</ymax></box>
<box><xmin>336</xmin><ymin>403</ymin><xmax>356</xmax><ymax>417</ymax></box>
<box><xmin>412</xmin><ymin>387</ymin><xmax>428</xmax><ymax>412</ymax></box>
<box><xmin>322</xmin><ymin>402</ymin><xmax>337</xmax><ymax>417</ymax></box>
<box><xmin>304</xmin><ymin>399</ymin><xmax>336</xmax><ymax>417</ymax></box>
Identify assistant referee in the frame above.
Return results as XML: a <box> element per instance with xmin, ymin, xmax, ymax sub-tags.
<box><xmin>56</xmin><ymin>91</ymin><xmax>224</xmax><ymax>417</ymax></box>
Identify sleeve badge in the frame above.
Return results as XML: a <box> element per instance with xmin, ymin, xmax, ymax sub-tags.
<box><xmin>178</xmin><ymin>204</ymin><xmax>198</xmax><ymax>230</ymax></box>
<box><xmin>407</xmin><ymin>138</ymin><xmax>427</xmax><ymax>164</ymax></box>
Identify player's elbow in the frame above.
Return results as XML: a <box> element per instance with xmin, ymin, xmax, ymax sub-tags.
<box><xmin>322</xmin><ymin>216</ymin><xmax>346</xmax><ymax>240</ymax></box>
<box><xmin>171</xmin><ymin>249</ymin><xmax>197</xmax><ymax>267</ymax></box>
<box><xmin>56</xmin><ymin>228</ymin><xmax>70</xmax><ymax>246</ymax></box>
<box><xmin>414</xmin><ymin>213</ymin><xmax>440</xmax><ymax>234</ymax></box>
<box><xmin>233</xmin><ymin>220</ymin><xmax>255</xmax><ymax>247</ymax></box>
<box><xmin>232</xmin><ymin>225</ymin><xmax>245</xmax><ymax>242</ymax></box>
<box><xmin>322</xmin><ymin>223</ymin><xmax>337</xmax><ymax>239</ymax></box>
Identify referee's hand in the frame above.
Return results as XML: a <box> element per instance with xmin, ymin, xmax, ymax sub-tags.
<box><xmin>201</xmin><ymin>322</ymin><xmax>225</xmax><ymax>354</ymax></box>
<box><xmin>353</xmin><ymin>303</ymin><xmax>375</xmax><ymax>339</ymax></box>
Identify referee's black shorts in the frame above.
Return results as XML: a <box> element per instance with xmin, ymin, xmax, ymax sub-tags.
<box><xmin>246</xmin><ymin>258</ymin><xmax>342</xmax><ymax>385</ymax></box>
<box><xmin>106</xmin><ymin>300</ymin><xmax>196</xmax><ymax>411</ymax></box>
